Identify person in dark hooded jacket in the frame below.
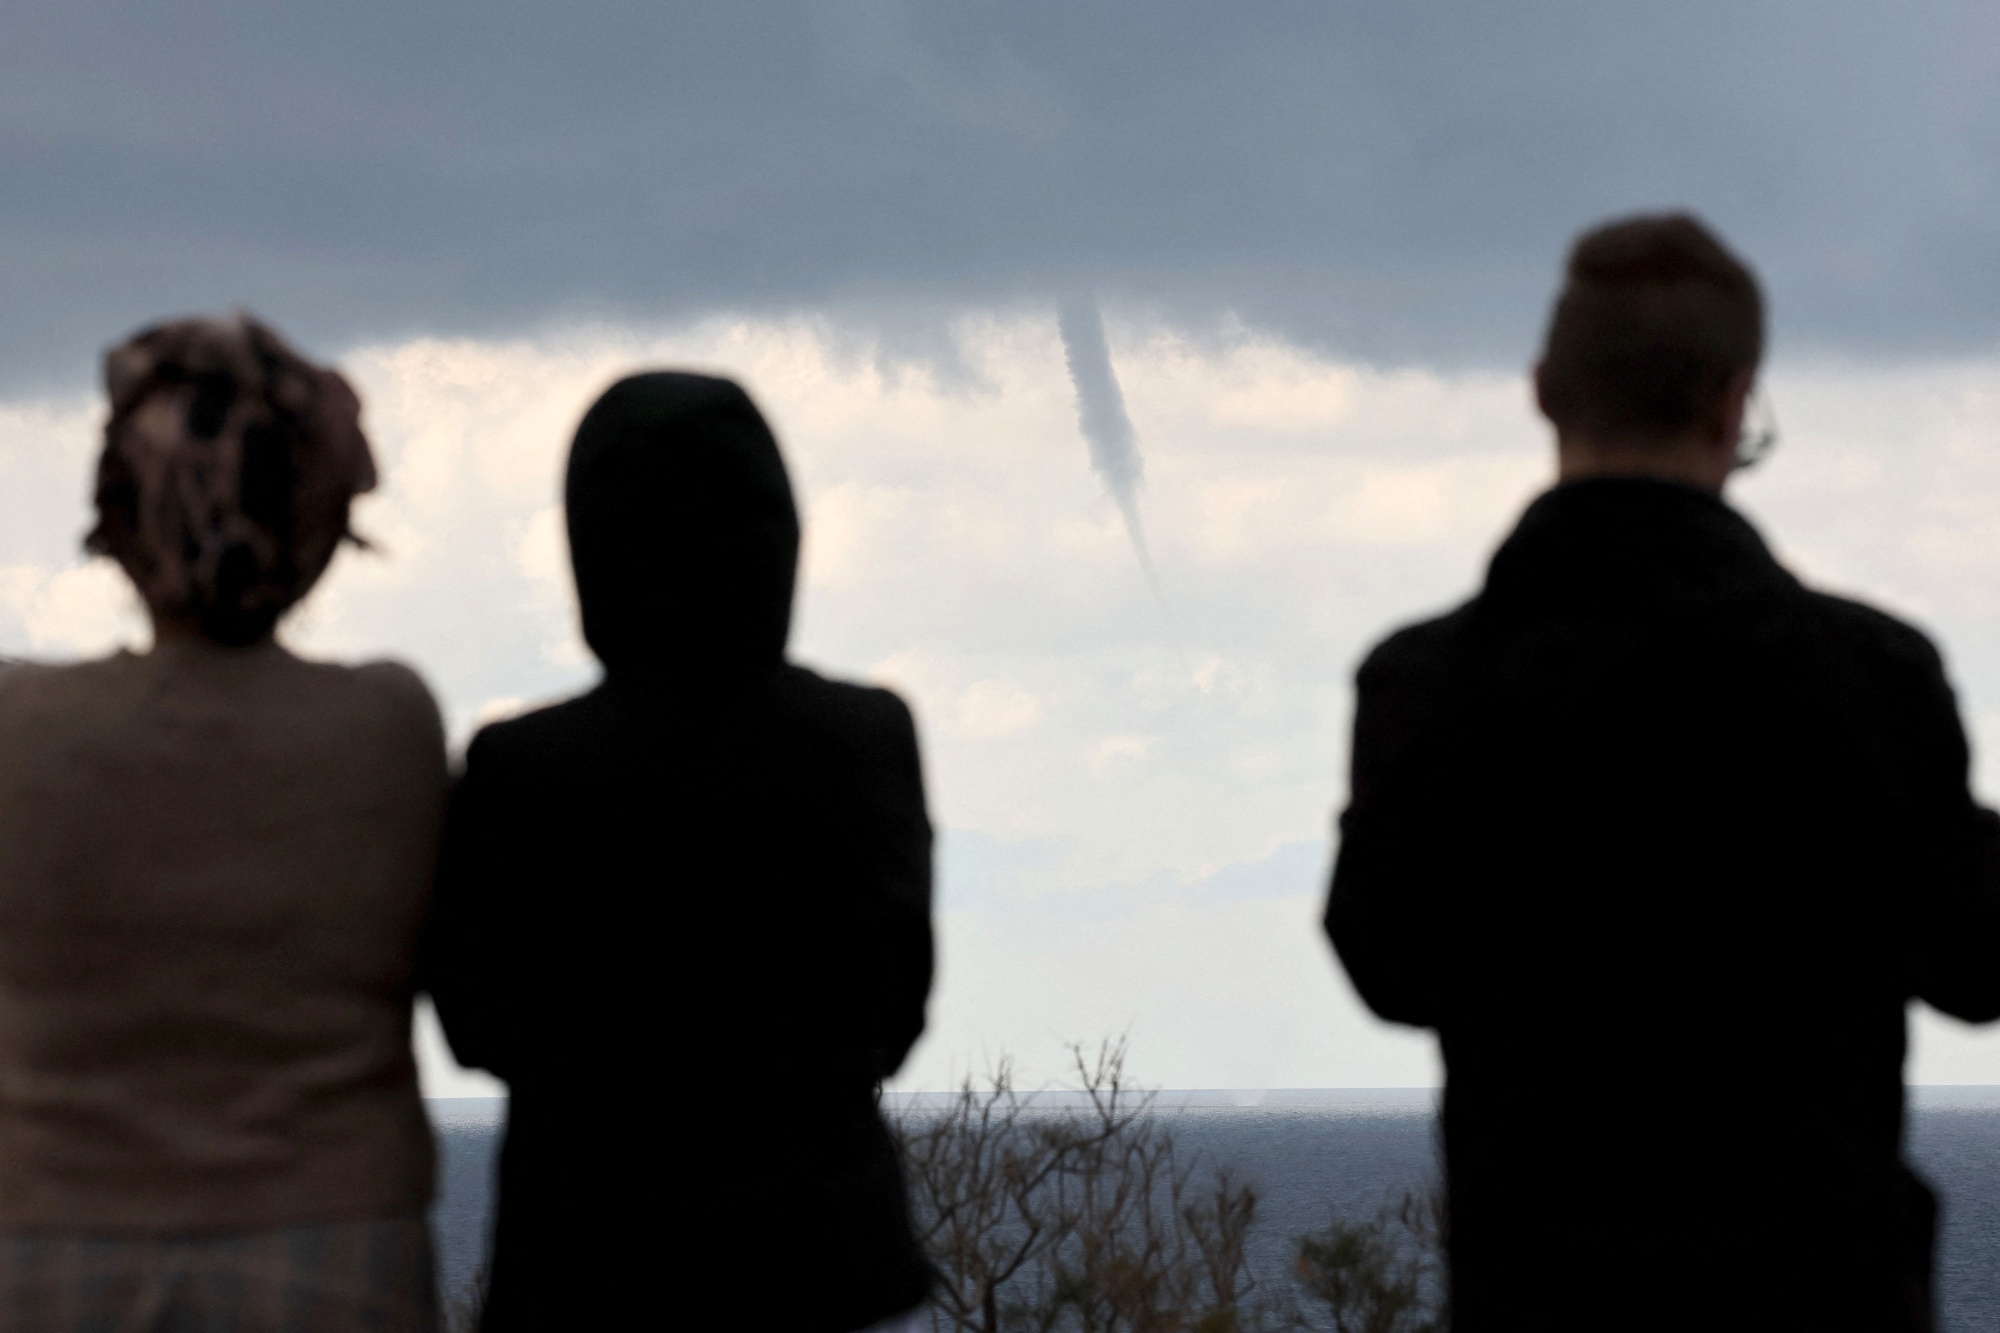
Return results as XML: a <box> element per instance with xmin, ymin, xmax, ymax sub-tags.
<box><xmin>425</xmin><ymin>373</ymin><xmax>935</xmax><ymax>1332</ymax></box>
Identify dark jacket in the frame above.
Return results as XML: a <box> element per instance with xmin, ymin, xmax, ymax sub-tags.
<box><xmin>1327</xmin><ymin>478</ymin><xmax>2000</xmax><ymax>1333</ymax></box>
<box><xmin>426</xmin><ymin>374</ymin><xmax>934</xmax><ymax>1332</ymax></box>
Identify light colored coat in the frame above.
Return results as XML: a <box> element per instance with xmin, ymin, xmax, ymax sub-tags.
<box><xmin>0</xmin><ymin>638</ymin><xmax>444</xmax><ymax>1230</ymax></box>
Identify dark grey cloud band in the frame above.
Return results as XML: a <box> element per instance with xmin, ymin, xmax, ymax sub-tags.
<box><xmin>0</xmin><ymin>1</ymin><xmax>1994</xmax><ymax>390</ymax></box>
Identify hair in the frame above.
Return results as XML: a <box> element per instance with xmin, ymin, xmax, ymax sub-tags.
<box><xmin>1537</xmin><ymin>212</ymin><xmax>1764</xmax><ymax>438</ymax></box>
<box><xmin>88</xmin><ymin>314</ymin><xmax>377</xmax><ymax>646</ymax></box>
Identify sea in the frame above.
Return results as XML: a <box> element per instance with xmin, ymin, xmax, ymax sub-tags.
<box><xmin>425</xmin><ymin>1087</ymin><xmax>2000</xmax><ymax>1330</ymax></box>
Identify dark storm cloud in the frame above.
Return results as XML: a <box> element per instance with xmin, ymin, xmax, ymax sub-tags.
<box><xmin>1</xmin><ymin>1</ymin><xmax>1996</xmax><ymax>389</ymax></box>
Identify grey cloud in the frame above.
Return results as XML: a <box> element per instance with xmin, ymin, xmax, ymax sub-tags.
<box><xmin>0</xmin><ymin>1</ymin><xmax>1996</xmax><ymax>391</ymax></box>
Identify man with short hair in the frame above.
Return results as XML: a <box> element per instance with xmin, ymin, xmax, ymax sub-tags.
<box><xmin>1326</xmin><ymin>213</ymin><xmax>2000</xmax><ymax>1332</ymax></box>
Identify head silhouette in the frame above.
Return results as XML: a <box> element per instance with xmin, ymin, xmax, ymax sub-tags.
<box><xmin>1538</xmin><ymin>212</ymin><xmax>1764</xmax><ymax>440</ymax></box>
<box><xmin>565</xmin><ymin>373</ymin><xmax>799</xmax><ymax>677</ymax></box>
<box><xmin>90</xmin><ymin>313</ymin><xmax>377</xmax><ymax>646</ymax></box>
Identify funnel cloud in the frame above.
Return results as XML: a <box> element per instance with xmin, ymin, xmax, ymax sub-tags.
<box><xmin>1057</xmin><ymin>298</ymin><xmax>1157</xmax><ymax>595</ymax></box>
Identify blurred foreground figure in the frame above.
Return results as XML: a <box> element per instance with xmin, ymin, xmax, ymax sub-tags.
<box><xmin>427</xmin><ymin>374</ymin><xmax>935</xmax><ymax>1331</ymax></box>
<box><xmin>0</xmin><ymin>316</ymin><xmax>446</xmax><ymax>1331</ymax></box>
<box><xmin>1327</xmin><ymin>215</ymin><xmax>2000</xmax><ymax>1333</ymax></box>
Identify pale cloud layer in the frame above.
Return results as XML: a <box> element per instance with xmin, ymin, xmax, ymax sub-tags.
<box><xmin>2</xmin><ymin>316</ymin><xmax>2000</xmax><ymax>1090</ymax></box>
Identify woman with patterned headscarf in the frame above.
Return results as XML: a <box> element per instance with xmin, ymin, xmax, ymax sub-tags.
<box><xmin>0</xmin><ymin>315</ymin><xmax>445</xmax><ymax>1331</ymax></box>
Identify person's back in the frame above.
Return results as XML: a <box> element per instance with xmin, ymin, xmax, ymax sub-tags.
<box><xmin>0</xmin><ymin>644</ymin><xmax>439</xmax><ymax>1226</ymax></box>
<box><xmin>426</xmin><ymin>373</ymin><xmax>934</xmax><ymax>1332</ymax></box>
<box><xmin>0</xmin><ymin>316</ymin><xmax>445</xmax><ymax>1331</ymax></box>
<box><xmin>1326</xmin><ymin>216</ymin><xmax>2000</xmax><ymax>1332</ymax></box>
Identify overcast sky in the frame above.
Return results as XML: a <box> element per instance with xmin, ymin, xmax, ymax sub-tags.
<box><xmin>4</xmin><ymin>2</ymin><xmax>2000</xmax><ymax>388</ymax></box>
<box><xmin>3</xmin><ymin>4</ymin><xmax>2000</xmax><ymax>1092</ymax></box>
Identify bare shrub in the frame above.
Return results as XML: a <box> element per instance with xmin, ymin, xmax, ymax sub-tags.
<box><xmin>892</xmin><ymin>1040</ymin><xmax>1277</xmax><ymax>1333</ymax></box>
<box><xmin>892</xmin><ymin>1043</ymin><xmax>1451</xmax><ymax>1333</ymax></box>
<box><xmin>1292</xmin><ymin>1189</ymin><xmax>1445</xmax><ymax>1333</ymax></box>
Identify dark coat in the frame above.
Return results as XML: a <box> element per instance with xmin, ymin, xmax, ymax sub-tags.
<box><xmin>1326</xmin><ymin>478</ymin><xmax>2000</xmax><ymax>1333</ymax></box>
<box><xmin>425</xmin><ymin>374</ymin><xmax>934</xmax><ymax>1332</ymax></box>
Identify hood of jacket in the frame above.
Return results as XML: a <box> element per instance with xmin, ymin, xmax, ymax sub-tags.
<box><xmin>565</xmin><ymin>372</ymin><xmax>799</xmax><ymax>678</ymax></box>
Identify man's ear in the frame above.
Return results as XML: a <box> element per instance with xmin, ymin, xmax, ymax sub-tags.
<box><xmin>1532</xmin><ymin>361</ymin><xmax>1552</xmax><ymax>422</ymax></box>
<box><xmin>1709</xmin><ymin>369</ymin><xmax>1755</xmax><ymax>446</ymax></box>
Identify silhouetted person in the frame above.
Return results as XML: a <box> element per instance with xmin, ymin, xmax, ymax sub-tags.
<box><xmin>0</xmin><ymin>315</ymin><xmax>445</xmax><ymax>1330</ymax></box>
<box><xmin>1326</xmin><ymin>215</ymin><xmax>2000</xmax><ymax>1333</ymax></box>
<box><xmin>426</xmin><ymin>373</ymin><xmax>935</xmax><ymax>1332</ymax></box>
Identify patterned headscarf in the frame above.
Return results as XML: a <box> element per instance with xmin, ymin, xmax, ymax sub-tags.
<box><xmin>89</xmin><ymin>314</ymin><xmax>377</xmax><ymax>645</ymax></box>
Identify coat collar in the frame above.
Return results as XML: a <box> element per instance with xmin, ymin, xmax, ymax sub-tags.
<box><xmin>1480</xmin><ymin>477</ymin><xmax>1795</xmax><ymax>618</ymax></box>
